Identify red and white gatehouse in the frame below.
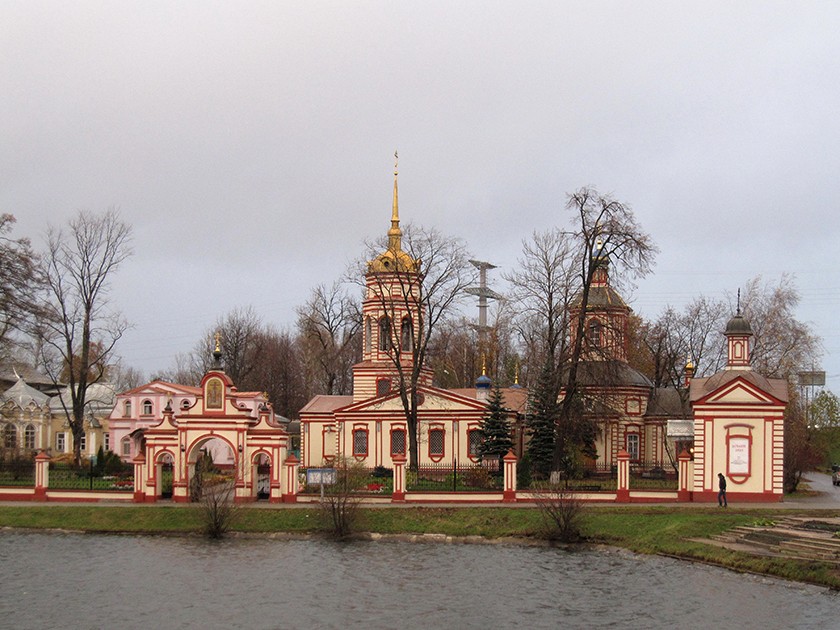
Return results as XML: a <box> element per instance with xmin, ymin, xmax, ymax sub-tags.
<box><xmin>688</xmin><ymin>310</ymin><xmax>787</xmax><ymax>502</ymax></box>
<box><xmin>131</xmin><ymin>350</ymin><xmax>296</xmax><ymax>503</ymax></box>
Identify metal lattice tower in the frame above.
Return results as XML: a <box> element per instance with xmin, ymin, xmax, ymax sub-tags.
<box><xmin>465</xmin><ymin>259</ymin><xmax>503</xmax><ymax>346</ymax></box>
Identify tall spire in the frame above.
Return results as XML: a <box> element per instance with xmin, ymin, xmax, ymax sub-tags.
<box><xmin>388</xmin><ymin>150</ymin><xmax>402</xmax><ymax>251</ymax></box>
<box><xmin>367</xmin><ymin>152</ymin><xmax>418</xmax><ymax>274</ymax></box>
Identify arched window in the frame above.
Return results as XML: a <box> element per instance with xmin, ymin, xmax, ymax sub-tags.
<box><xmin>428</xmin><ymin>427</ymin><xmax>445</xmax><ymax>460</ymax></box>
<box><xmin>467</xmin><ymin>429</ymin><xmax>483</xmax><ymax>460</ymax></box>
<box><xmin>365</xmin><ymin>317</ymin><xmax>372</xmax><ymax>354</ymax></box>
<box><xmin>378</xmin><ymin>316</ymin><xmax>392</xmax><ymax>352</ymax></box>
<box><xmin>142</xmin><ymin>399</ymin><xmax>153</xmax><ymax>415</ymax></box>
<box><xmin>123</xmin><ymin>400</ymin><xmax>132</xmax><ymax>417</ymax></box>
<box><xmin>3</xmin><ymin>424</ymin><xmax>17</xmax><ymax>449</ymax></box>
<box><xmin>181</xmin><ymin>399</ymin><xmax>191</xmax><ymax>410</ymax></box>
<box><xmin>24</xmin><ymin>425</ymin><xmax>36</xmax><ymax>450</ymax></box>
<box><xmin>587</xmin><ymin>319</ymin><xmax>602</xmax><ymax>348</ymax></box>
<box><xmin>626</xmin><ymin>433</ymin><xmax>640</xmax><ymax>461</ymax></box>
<box><xmin>352</xmin><ymin>427</ymin><xmax>369</xmax><ymax>457</ymax></box>
<box><xmin>400</xmin><ymin>317</ymin><xmax>413</xmax><ymax>351</ymax></box>
<box><xmin>390</xmin><ymin>428</ymin><xmax>406</xmax><ymax>456</ymax></box>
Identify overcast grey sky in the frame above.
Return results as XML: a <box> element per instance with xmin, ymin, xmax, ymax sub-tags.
<box><xmin>2</xmin><ymin>1</ymin><xmax>838</xmax><ymax>392</ymax></box>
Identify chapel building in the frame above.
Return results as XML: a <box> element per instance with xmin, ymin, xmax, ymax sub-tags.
<box><xmin>299</xmin><ymin>164</ymin><xmax>527</xmax><ymax>468</ymax></box>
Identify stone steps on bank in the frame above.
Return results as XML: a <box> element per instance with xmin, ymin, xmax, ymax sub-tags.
<box><xmin>709</xmin><ymin>519</ymin><xmax>840</xmax><ymax>563</ymax></box>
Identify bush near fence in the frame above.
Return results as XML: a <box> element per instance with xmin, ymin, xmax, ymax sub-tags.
<box><xmin>300</xmin><ymin>466</ymin><xmax>394</xmax><ymax>495</ymax></box>
<box><xmin>0</xmin><ymin>456</ymin><xmax>35</xmax><ymax>486</ymax></box>
<box><xmin>407</xmin><ymin>460</ymin><xmax>502</xmax><ymax>492</ymax></box>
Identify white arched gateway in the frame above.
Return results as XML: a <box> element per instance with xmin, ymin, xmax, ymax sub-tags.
<box><xmin>131</xmin><ymin>357</ymin><xmax>296</xmax><ymax>503</ymax></box>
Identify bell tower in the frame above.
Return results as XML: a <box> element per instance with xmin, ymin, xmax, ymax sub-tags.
<box><xmin>569</xmin><ymin>237</ymin><xmax>631</xmax><ymax>362</ymax></box>
<box><xmin>724</xmin><ymin>292</ymin><xmax>753</xmax><ymax>370</ymax></box>
<box><xmin>353</xmin><ymin>156</ymin><xmax>430</xmax><ymax>401</ymax></box>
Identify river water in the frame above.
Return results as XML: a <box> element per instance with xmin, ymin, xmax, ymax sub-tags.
<box><xmin>0</xmin><ymin>531</ymin><xmax>836</xmax><ymax>629</ymax></box>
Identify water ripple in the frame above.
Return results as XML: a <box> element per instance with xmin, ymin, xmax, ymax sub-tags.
<box><xmin>0</xmin><ymin>532</ymin><xmax>836</xmax><ymax>630</ymax></box>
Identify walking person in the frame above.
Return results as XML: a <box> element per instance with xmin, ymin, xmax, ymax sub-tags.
<box><xmin>718</xmin><ymin>473</ymin><xmax>728</xmax><ymax>507</ymax></box>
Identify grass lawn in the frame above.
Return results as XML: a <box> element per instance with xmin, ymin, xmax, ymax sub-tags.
<box><xmin>1</xmin><ymin>504</ymin><xmax>839</xmax><ymax>589</ymax></box>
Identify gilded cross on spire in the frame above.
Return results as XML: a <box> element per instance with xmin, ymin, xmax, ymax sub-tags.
<box><xmin>388</xmin><ymin>150</ymin><xmax>402</xmax><ymax>251</ymax></box>
<box><xmin>212</xmin><ymin>331</ymin><xmax>223</xmax><ymax>369</ymax></box>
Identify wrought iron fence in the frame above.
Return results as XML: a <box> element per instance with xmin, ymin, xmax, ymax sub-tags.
<box><xmin>629</xmin><ymin>461</ymin><xmax>678</xmax><ymax>489</ymax></box>
<box><xmin>582</xmin><ymin>461</ymin><xmax>616</xmax><ymax>477</ymax></box>
<box><xmin>48</xmin><ymin>463</ymin><xmax>134</xmax><ymax>491</ymax></box>
<box><xmin>0</xmin><ymin>458</ymin><xmax>35</xmax><ymax>486</ymax></box>
<box><xmin>299</xmin><ymin>465</ymin><xmax>393</xmax><ymax>495</ymax></box>
<box><xmin>407</xmin><ymin>460</ymin><xmax>502</xmax><ymax>492</ymax></box>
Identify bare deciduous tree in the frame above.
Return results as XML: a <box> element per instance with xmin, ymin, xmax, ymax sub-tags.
<box><xmin>0</xmin><ymin>214</ymin><xmax>45</xmax><ymax>361</ymax></box>
<box><xmin>740</xmin><ymin>274</ymin><xmax>821</xmax><ymax>379</ymax></box>
<box><xmin>318</xmin><ymin>457</ymin><xmax>368</xmax><ymax>539</ymax></box>
<box><xmin>247</xmin><ymin>325</ymin><xmax>309</xmax><ymax>419</ymax></box>
<box><xmin>531</xmin><ymin>482</ymin><xmax>586</xmax><ymax>542</ymax></box>
<box><xmin>39</xmin><ymin>208</ymin><xmax>132</xmax><ymax>465</ymax></box>
<box><xmin>296</xmin><ymin>280</ymin><xmax>362</xmax><ymax>395</ymax></box>
<box><xmin>505</xmin><ymin>228</ymin><xmax>578</xmax><ymax>376</ymax></box>
<box><xmin>426</xmin><ymin>301</ymin><xmax>520</xmax><ymax>389</ymax></box>
<box><xmin>555</xmin><ymin>187</ymin><xmax>657</xmax><ymax>472</ymax></box>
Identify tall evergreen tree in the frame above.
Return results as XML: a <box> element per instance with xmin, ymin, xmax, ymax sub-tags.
<box><xmin>527</xmin><ymin>361</ymin><xmax>559</xmax><ymax>480</ymax></box>
<box><xmin>478</xmin><ymin>382</ymin><xmax>513</xmax><ymax>464</ymax></box>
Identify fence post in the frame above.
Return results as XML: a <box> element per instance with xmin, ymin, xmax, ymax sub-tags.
<box><xmin>502</xmin><ymin>450</ymin><xmax>517</xmax><ymax>502</ymax></box>
<box><xmin>34</xmin><ymin>451</ymin><xmax>50</xmax><ymax>500</ymax></box>
<box><xmin>281</xmin><ymin>453</ymin><xmax>300</xmax><ymax>503</ymax></box>
<box><xmin>132</xmin><ymin>452</ymin><xmax>146</xmax><ymax>503</ymax></box>
<box><xmin>453</xmin><ymin>459</ymin><xmax>457</xmax><ymax>492</ymax></box>
<box><xmin>616</xmin><ymin>450</ymin><xmax>630</xmax><ymax>503</ymax></box>
<box><xmin>677</xmin><ymin>449</ymin><xmax>692</xmax><ymax>502</ymax></box>
<box><xmin>391</xmin><ymin>454</ymin><xmax>406</xmax><ymax>502</ymax></box>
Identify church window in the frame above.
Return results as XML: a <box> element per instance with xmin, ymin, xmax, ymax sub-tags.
<box><xmin>391</xmin><ymin>428</ymin><xmax>406</xmax><ymax>456</ymax></box>
<box><xmin>377</xmin><ymin>378</ymin><xmax>391</xmax><ymax>397</ymax></box>
<box><xmin>181</xmin><ymin>399</ymin><xmax>191</xmax><ymax>410</ymax></box>
<box><xmin>121</xmin><ymin>437</ymin><xmax>131</xmax><ymax>457</ymax></box>
<box><xmin>142</xmin><ymin>399</ymin><xmax>153</xmax><ymax>415</ymax></box>
<box><xmin>3</xmin><ymin>424</ymin><xmax>16</xmax><ymax>449</ymax></box>
<box><xmin>365</xmin><ymin>317</ymin><xmax>372</xmax><ymax>354</ymax></box>
<box><xmin>588</xmin><ymin>320</ymin><xmax>602</xmax><ymax>348</ymax></box>
<box><xmin>352</xmin><ymin>428</ymin><xmax>369</xmax><ymax>457</ymax></box>
<box><xmin>626</xmin><ymin>433</ymin><xmax>640</xmax><ymax>461</ymax></box>
<box><xmin>429</xmin><ymin>428</ymin><xmax>445</xmax><ymax>460</ymax></box>
<box><xmin>123</xmin><ymin>400</ymin><xmax>132</xmax><ymax>417</ymax></box>
<box><xmin>24</xmin><ymin>424</ymin><xmax>35</xmax><ymax>450</ymax></box>
<box><xmin>379</xmin><ymin>316</ymin><xmax>392</xmax><ymax>351</ymax></box>
<box><xmin>468</xmin><ymin>429</ymin><xmax>482</xmax><ymax>459</ymax></box>
<box><xmin>400</xmin><ymin>318</ymin><xmax>413</xmax><ymax>351</ymax></box>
